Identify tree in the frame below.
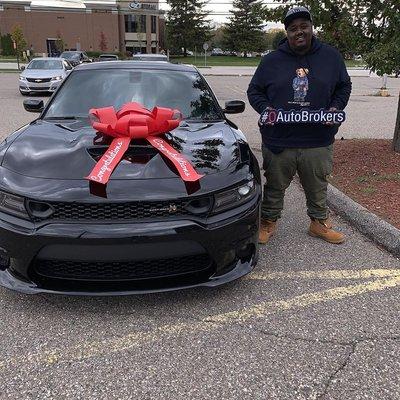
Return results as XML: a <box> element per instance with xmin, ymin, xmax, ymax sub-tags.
<box><xmin>210</xmin><ymin>26</ymin><xmax>226</xmax><ymax>50</ymax></box>
<box><xmin>264</xmin><ymin>28</ymin><xmax>282</xmax><ymax>50</ymax></box>
<box><xmin>11</xmin><ymin>25</ymin><xmax>27</xmax><ymax>58</ymax></box>
<box><xmin>348</xmin><ymin>0</ymin><xmax>400</xmax><ymax>150</ymax></box>
<box><xmin>0</xmin><ymin>34</ymin><xmax>14</xmax><ymax>56</ymax></box>
<box><xmin>357</xmin><ymin>1</ymin><xmax>400</xmax><ymax>75</ymax></box>
<box><xmin>99</xmin><ymin>31</ymin><xmax>108</xmax><ymax>52</ymax></box>
<box><xmin>271</xmin><ymin>29</ymin><xmax>286</xmax><ymax>50</ymax></box>
<box><xmin>223</xmin><ymin>0</ymin><xmax>265</xmax><ymax>56</ymax></box>
<box><xmin>262</xmin><ymin>1</ymin><xmax>363</xmax><ymax>57</ymax></box>
<box><xmin>55</xmin><ymin>30</ymin><xmax>65</xmax><ymax>54</ymax></box>
<box><xmin>166</xmin><ymin>0</ymin><xmax>211</xmax><ymax>56</ymax></box>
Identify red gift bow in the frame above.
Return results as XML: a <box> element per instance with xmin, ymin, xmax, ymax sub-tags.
<box><xmin>86</xmin><ymin>102</ymin><xmax>204</xmax><ymax>185</ymax></box>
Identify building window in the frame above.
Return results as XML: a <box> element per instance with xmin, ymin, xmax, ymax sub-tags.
<box><xmin>151</xmin><ymin>16</ymin><xmax>157</xmax><ymax>33</ymax></box>
<box><xmin>125</xmin><ymin>14</ymin><xmax>146</xmax><ymax>33</ymax></box>
<box><xmin>125</xmin><ymin>15</ymin><xmax>137</xmax><ymax>32</ymax></box>
<box><xmin>139</xmin><ymin>15</ymin><xmax>146</xmax><ymax>33</ymax></box>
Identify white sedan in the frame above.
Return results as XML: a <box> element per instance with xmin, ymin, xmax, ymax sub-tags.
<box><xmin>19</xmin><ymin>57</ymin><xmax>73</xmax><ymax>95</ymax></box>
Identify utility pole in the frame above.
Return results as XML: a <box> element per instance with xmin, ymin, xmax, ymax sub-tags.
<box><xmin>393</xmin><ymin>92</ymin><xmax>400</xmax><ymax>152</ymax></box>
<box><xmin>13</xmin><ymin>41</ymin><xmax>20</xmax><ymax>70</ymax></box>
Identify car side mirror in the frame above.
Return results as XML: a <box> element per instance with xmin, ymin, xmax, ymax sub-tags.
<box><xmin>223</xmin><ymin>100</ymin><xmax>245</xmax><ymax>114</ymax></box>
<box><xmin>23</xmin><ymin>99</ymin><xmax>44</xmax><ymax>113</ymax></box>
<box><xmin>20</xmin><ymin>65</ymin><xmax>25</xmax><ymax>71</ymax></box>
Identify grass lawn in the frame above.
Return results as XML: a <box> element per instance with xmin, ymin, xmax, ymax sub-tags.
<box><xmin>170</xmin><ymin>55</ymin><xmax>366</xmax><ymax>68</ymax></box>
<box><xmin>170</xmin><ymin>56</ymin><xmax>262</xmax><ymax>67</ymax></box>
<box><xmin>0</xmin><ymin>58</ymin><xmax>19</xmax><ymax>63</ymax></box>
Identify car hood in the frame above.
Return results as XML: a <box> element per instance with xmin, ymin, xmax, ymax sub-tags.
<box><xmin>22</xmin><ymin>69</ymin><xmax>64</xmax><ymax>78</ymax></box>
<box><xmin>2</xmin><ymin>120</ymin><xmax>241</xmax><ymax>180</ymax></box>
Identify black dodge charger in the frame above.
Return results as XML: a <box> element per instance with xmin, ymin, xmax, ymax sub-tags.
<box><xmin>0</xmin><ymin>61</ymin><xmax>261</xmax><ymax>295</ymax></box>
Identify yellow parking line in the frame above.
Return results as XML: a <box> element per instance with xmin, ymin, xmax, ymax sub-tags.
<box><xmin>1</xmin><ymin>273</ymin><xmax>400</xmax><ymax>371</ymax></box>
<box><xmin>247</xmin><ymin>269</ymin><xmax>400</xmax><ymax>281</ymax></box>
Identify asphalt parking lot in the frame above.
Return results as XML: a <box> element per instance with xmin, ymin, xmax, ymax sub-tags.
<box><xmin>0</xmin><ymin>72</ymin><xmax>400</xmax><ymax>399</ymax></box>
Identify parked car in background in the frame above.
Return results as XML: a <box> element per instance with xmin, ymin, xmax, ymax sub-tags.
<box><xmin>211</xmin><ymin>48</ymin><xmax>224</xmax><ymax>56</ymax></box>
<box><xmin>1</xmin><ymin>61</ymin><xmax>260</xmax><ymax>295</ymax></box>
<box><xmin>19</xmin><ymin>57</ymin><xmax>73</xmax><ymax>95</ymax></box>
<box><xmin>60</xmin><ymin>51</ymin><xmax>92</xmax><ymax>67</ymax></box>
<box><xmin>261</xmin><ymin>50</ymin><xmax>273</xmax><ymax>57</ymax></box>
<box><xmin>238</xmin><ymin>52</ymin><xmax>256</xmax><ymax>58</ymax></box>
<box><xmin>97</xmin><ymin>54</ymin><xmax>119</xmax><ymax>62</ymax></box>
<box><xmin>132</xmin><ymin>54</ymin><xmax>169</xmax><ymax>62</ymax></box>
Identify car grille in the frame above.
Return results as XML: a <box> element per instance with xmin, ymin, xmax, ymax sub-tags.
<box><xmin>26</xmin><ymin>77</ymin><xmax>52</xmax><ymax>83</ymax></box>
<box><xmin>27</xmin><ymin>86</ymin><xmax>50</xmax><ymax>91</ymax></box>
<box><xmin>31</xmin><ymin>254</ymin><xmax>212</xmax><ymax>281</ymax></box>
<box><xmin>29</xmin><ymin>198</ymin><xmax>211</xmax><ymax>221</ymax></box>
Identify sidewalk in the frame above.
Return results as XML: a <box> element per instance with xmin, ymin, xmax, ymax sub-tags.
<box><xmin>200</xmin><ymin>66</ymin><xmax>379</xmax><ymax>77</ymax></box>
<box><xmin>0</xmin><ymin>62</ymin><xmax>20</xmax><ymax>70</ymax></box>
<box><xmin>0</xmin><ymin>61</ymin><xmax>379</xmax><ymax>77</ymax></box>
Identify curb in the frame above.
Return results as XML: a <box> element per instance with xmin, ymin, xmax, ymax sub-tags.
<box><xmin>252</xmin><ymin>147</ymin><xmax>400</xmax><ymax>257</ymax></box>
<box><xmin>327</xmin><ymin>183</ymin><xmax>400</xmax><ymax>257</ymax></box>
<box><xmin>202</xmin><ymin>73</ymin><xmax>254</xmax><ymax>77</ymax></box>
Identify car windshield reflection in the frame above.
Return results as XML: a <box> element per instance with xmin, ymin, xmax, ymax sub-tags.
<box><xmin>61</xmin><ymin>52</ymin><xmax>80</xmax><ymax>60</ymax></box>
<box><xmin>27</xmin><ymin>60</ymin><xmax>63</xmax><ymax>70</ymax></box>
<box><xmin>44</xmin><ymin>69</ymin><xmax>223</xmax><ymax>122</ymax></box>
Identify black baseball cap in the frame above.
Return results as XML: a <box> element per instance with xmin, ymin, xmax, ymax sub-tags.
<box><xmin>284</xmin><ymin>6</ymin><xmax>312</xmax><ymax>29</ymax></box>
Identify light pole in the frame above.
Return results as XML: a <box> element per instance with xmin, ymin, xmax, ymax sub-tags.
<box><xmin>13</xmin><ymin>41</ymin><xmax>20</xmax><ymax>70</ymax></box>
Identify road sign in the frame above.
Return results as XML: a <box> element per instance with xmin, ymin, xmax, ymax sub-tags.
<box><xmin>203</xmin><ymin>43</ymin><xmax>209</xmax><ymax>51</ymax></box>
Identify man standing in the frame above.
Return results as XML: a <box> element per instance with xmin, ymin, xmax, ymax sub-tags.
<box><xmin>247</xmin><ymin>6</ymin><xmax>352</xmax><ymax>244</ymax></box>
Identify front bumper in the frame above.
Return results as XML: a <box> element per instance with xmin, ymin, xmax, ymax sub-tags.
<box><xmin>19</xmin><ymin>80</ymin><xmax>61</xmax><ymax>93</ymax></box>
<box><xmin>0</xmin><ymin>198</ymin><xmax>260</xmax><ymax>295</ymax></box>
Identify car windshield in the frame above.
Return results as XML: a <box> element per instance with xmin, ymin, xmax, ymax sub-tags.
<box><xmin>61</xmin><ymin>52</ymin><xmax>80</xmax><ymax>60</ymax></box>
<box><xmin>27</xmin><ymin>60</ymin><xmax>63</xmax><ymax>70</ymax></box>
<box><xmin>44</xmin><ymin>69</ymin><xmax>223</xmax><ymax>121</ymax></box>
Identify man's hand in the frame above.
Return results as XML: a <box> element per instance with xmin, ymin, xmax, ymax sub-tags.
<box><xmin>259</xmin><ymin>107</ymin><xmax>275</xmax><ymax>127</ymax></box>
<box><xmin>325</xmin><ymin>107</ymin><xmax>338</xmax><ymax>125</ymax></box>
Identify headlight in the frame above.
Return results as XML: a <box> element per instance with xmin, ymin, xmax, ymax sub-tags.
<box><xmin>212</xmin><ymin>178</ymin><xmax>256</xmax><ymax>214</ymax></box>
<box><xmin>51</xmin><ymin>76</ymin><xmax>63</xmax><ymax>81</ymax></box>
<box><xmin>0</xmin><ymin>191</ymin><xmax>30</xmax><ymax>219</ymax></box>
<box><xmin>19</xmin><ymin>76</ymin><xmax>27</xmax><ymax>81</ymax></box>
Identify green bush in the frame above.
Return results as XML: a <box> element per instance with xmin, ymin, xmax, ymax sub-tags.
<box><xmin>0</xmin><ymin>34</ymin><xmax>15</xmax><ymax>56</ymax></box>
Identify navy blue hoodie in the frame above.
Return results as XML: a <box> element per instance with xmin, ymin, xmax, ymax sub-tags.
<box><xmin>247</xmin><ymin>37</ymin><xmax>352</xmax><ymax>149</ymax></box>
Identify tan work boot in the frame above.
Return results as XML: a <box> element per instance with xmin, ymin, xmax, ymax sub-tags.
<box><xmin>259</xmin><ymin>219</ymin><xmax>277</xmax><ymax>244</ymax></box>
<box><xmin>308</xmin><ymin>218</ymin><xmax>345</xmax><ymax>244</ymax></box>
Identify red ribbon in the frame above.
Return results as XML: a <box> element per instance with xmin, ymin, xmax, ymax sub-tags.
<box><xmin>86</xmin><ymin>102</ymin><xmax>203</xmax><ymax>185</ymax></box>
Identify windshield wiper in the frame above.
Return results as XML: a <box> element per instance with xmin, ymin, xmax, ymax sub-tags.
<box><xmin>184</xmin><ymin>119</ymin><xmax>223</xmax><ymax>123</ymax></box>
<box><xmin>54</xmin><ymin>123</ymin><xmax>77</xmax><ymax>132</ymax></box>
<box><xmin>44</xmin><ymin>116</ymin><xmax>85</xmax><ymax>120</ymax></box>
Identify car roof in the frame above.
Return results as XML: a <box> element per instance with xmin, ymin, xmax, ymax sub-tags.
<box><xmin>74</xmin><ymin>61</ymin><xmax>197</xmax><ymax>72</ymax></box>
<box><xmin>30</xmin><ymin>57</ymin><xmax>63</xmax><ymax>61</ymax></box>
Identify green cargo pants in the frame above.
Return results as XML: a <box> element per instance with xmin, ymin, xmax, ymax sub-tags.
<box><xmin>261</xmin><ymin>144</ymin><xmax>333</xmax><ymax>221</ymax></box>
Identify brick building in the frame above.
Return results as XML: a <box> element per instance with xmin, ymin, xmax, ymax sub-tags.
<box><xmin>0</xmin><ymin>0</ymin><xmax>165</xmax><ymax>55</ymax></box>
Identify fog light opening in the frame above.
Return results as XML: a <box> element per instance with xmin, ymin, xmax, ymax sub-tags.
<box><xmin>236</xmin><ymin>243</ymin><xmax>254</xmax><ymax>262</ymax></box>
<box><xmin>0</xmin><ymin>247</ymin><xmax>10</xmax><ymax>270</ymax></box>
